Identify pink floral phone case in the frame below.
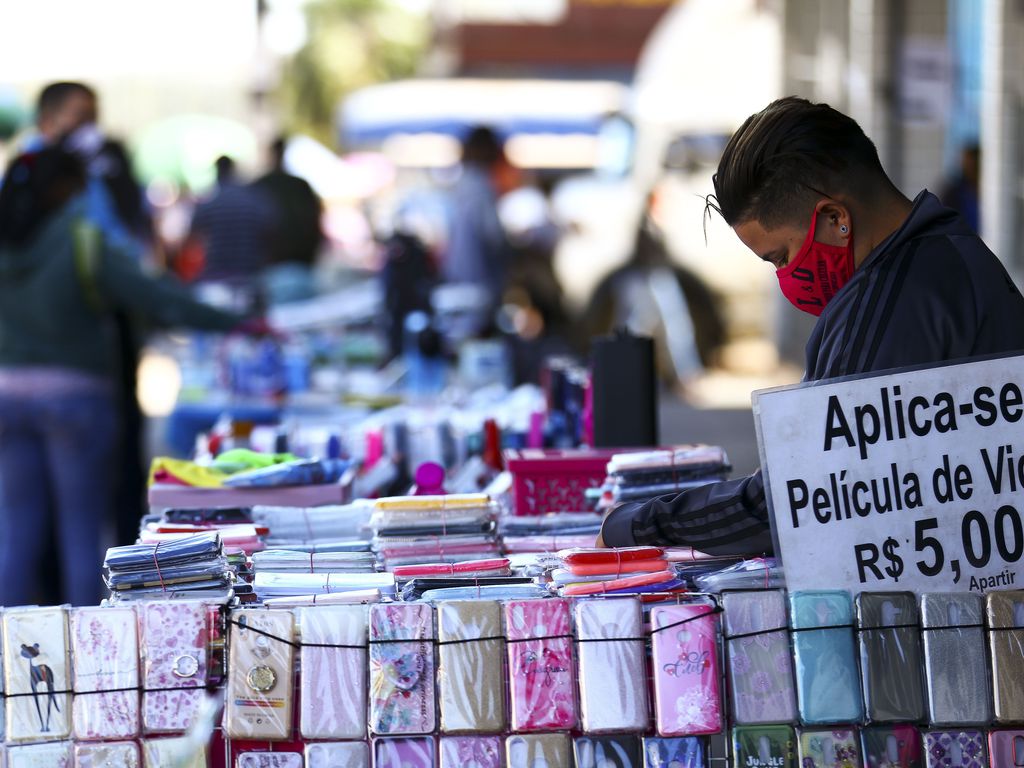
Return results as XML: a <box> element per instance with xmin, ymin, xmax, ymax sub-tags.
<box><xmin>369</xmin><ymin>603</ymin><xmax>436</xmax><ymax>735</ymax></box>
<box><xmin>650</xmin><ymin>603</ymin><xmax>722</xmax><ymax>736</ymax></box>
<box><xmin>71</xmin><ymin>607</ymin><xmax>140</xmax><ymax>740</ymax></box>
<box><xmin>439</xmin><ymin>736</ymin><xmax>504</xmax><ymax>768</ymax></box>
<box><xmin>137</xmin><ymin>601</ymin><xmax>209</xmax><ymax>734</ymax></box>
<box><xmin>505</xmin><ymin>598</ymin><xmax>578</xmax><ymax>732</ymax></box>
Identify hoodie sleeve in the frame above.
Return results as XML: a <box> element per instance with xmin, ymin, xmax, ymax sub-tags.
<box><xmin>600</xmin><ymin>468</ymin><xmax>774</xmax><ymax>556</ymax></box>
<box><xmin>96</xmin><ymin>237</ymin><xmax>243</xmax><ymax>332</ymax></box>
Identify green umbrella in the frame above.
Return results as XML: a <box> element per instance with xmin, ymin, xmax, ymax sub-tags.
<box><xmin>0</xmin><ymin>88</ymin><xmax>29</xmax><ymax>141</ymax></box>
<box><xmin>131</xmin><ymin>113</ymin><xmax>258</xmax><ymax>192</ymax></box>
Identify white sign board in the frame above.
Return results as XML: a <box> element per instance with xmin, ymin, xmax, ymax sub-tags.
<box><xmin>754</xmin><ymin>354</ymin><xmax>1024</xmax><ymax>594</ymax></box>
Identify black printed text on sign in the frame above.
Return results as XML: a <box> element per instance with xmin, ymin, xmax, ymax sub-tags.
<box><xmin>753</xmin><ymin>354</ymin><xmax>1024</xmax><ymax>594</ymax></box>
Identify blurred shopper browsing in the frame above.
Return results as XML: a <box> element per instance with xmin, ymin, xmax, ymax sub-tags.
<box><xmin>188</xmin><ymin>155</ymin><xmax>277</xmax><ymax>294</ymax></box>
<box><xmin>441</xmin><ymin>127</ymin><xmax>511</xmax><ymax>333</ymax></box>
<box><xmin>0</xmin><ymin>147</ymin><xmax>247</xmax><ymax>606</ymax></box>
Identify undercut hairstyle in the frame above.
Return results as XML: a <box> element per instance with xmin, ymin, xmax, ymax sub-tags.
<box><xmin>36</xmin><ymin>81</ymin><xmax>96</xmax><ymax>119</ymax></box>
<box><xmin>708</xmin><ymin>96</ymin><xmax>890</xmax><ymax>229</ymax></box>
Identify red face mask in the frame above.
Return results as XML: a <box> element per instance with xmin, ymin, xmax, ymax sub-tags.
<box><xmin>776</xmin><ymin>212</ymin><xmax>854</xmax><ymax>316</ymax></box>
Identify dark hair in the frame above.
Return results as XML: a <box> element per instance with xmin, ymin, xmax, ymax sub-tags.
<box><xmin>0</xmin><ymin>148</ymin><xmax>86</xmax><ymax>248</ymax></box>
<box><xmin>36</xmin><ymin>81</ymin><xmax>96</xmax><ymax>119</ymax></box>
<box><xmin>215</xmin><ymin>155</ymin><xmax>236</xmax><ymax>183</ymax></box>
<box><xmin>708</xmin><ymin>96</ymin><xmax>889</xmax><ymax>229</ymax></box>
<box><xmin>461</xmin><ymin>126</ymin><xmax>503</xmax><ymax>167</ymax></box>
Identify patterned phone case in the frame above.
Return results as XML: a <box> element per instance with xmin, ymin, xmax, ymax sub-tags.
<box><xmin>369</xmin><ymin>603</ymin><xmax>436</xmax><ymax>735</ymax></box>
<box><xmin>137</xmin><ymin>601</ymin><xmax>209</xmax><ymax>735</ymax></box>
<box><xmin>860</xmin><ymin>725</ymin><xmax>923</xmax><ymax>768</ymax></box>
<box><xmin>304</xmin><ymin>742</ymin><xmax>370</xmax><ymax>768</ymax></box>
<box><xmin>731</xmin><ymin>725</ymin><xmax>795</xmax><ymax>768</ymax></box>
<box><xmin>641</xmin><ymin>737</ymin><xmax>704</xmax><ymax>768</ymax></box>
<box><xmin>574</xmin><ymin>735</ymin><xmax>642</xmax><ymax>768</ymax></box>
<box><xmin>225</xmin><ymin>610</ymin><xmax>296</xmax><ymax>740</ymax></box>
<box><xmin>438</xmin><ymin>600</ymin><xmax>505</xmax><ymax>733</ymax></box>
<box><xmin>439</xmin><ymin>736</ymin><xmax>504</xmax><ymax>768</ymax></box>
<box><xmin>797</xmin><ymin>728</ymin><xmax>863</xmax><ymax>768</ymax></box>
<box><xmin>374</xmin><ymin>737</ymin><xmax>437</xmax><ymax>768</ymax></box>
<box><xmin>3</xmin><ymin>606</ymin><xmax>72</xmax><ymax>743</ymax></box>
<box><xmin>923</xmin><ymin>731</ymin><xmax>986</xmax><ymax>768</ymax></box>
<box><xmin>650</xmin><ymin>603</ymin><xmax>721</xmax><ymax>736</ymax></box>
<box><xmin>71</xmin><ymin>607</ymin><xmax>140</xmax><ymax>740</ymax></box>
<box><xmin>298</xmin><ymin>605</ymin><xmax>367</xmax><ymax>739</ymax></box>
<box><xmin>505</xmin><ymin>598</ymin><xmax>577</xmax><ymax>732</ymax></box>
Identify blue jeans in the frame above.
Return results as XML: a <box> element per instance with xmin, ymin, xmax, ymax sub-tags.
<box><xmin>0</xmin><ymin>391</ymin><xmax>117</xmax><ymax>606</ymax></box>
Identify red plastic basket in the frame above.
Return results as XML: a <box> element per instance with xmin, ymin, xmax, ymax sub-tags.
<box><xmin>503</xmin><ymin>447</ymin><xmax>623</xmax><ymax>516</ymax></box>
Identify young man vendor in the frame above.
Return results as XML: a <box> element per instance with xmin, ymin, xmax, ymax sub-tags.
<box><xmin>598</xmin><ymin>96</ymin><xmax>1024</xmax><ymax>555</ymax></box>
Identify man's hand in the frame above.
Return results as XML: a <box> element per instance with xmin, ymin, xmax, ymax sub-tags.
<box><xmin>594</xmin><ymin>530</ymin><xmax>607</xmax><ymax>548</ymax></box>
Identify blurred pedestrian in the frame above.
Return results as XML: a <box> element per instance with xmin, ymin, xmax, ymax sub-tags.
<box><xmin>442</xmin><ymin>126</ymin><xmax>511</xmax><ymax>330</ymax></box>
<box><xmin>0</xmin><ymin>146</ymin><xmax>246</xmax><ymax>606</ymax></box>
<box><xmin>940</xmin><ymin>143</ymin><xmax>980</xmax><ymax>233</ymax></box>
<box><xmin>254</xmin><ymin>137</ymin><xmax>323</xmax><ymax>268</ymax></box>
<box><xmin>34</xmin><ymin>81</ymin><xmax>155</xmax><ymax>580</ymax></box>
<box><xmin>188</xmin><ymin>155</ymin><xmax>276</xmax><ymax>293</ymax></box>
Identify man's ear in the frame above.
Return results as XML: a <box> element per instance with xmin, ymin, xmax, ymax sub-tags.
<box><xmin>814</xmin><ymin>200</ymin><xmax>852</xmax><ymax>246</ymax></box>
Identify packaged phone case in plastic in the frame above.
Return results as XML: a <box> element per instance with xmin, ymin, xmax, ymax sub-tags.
<box><xmin>505</xmin><ymin>598</ymin><xmax>577</xmax><ymax>732</ymax></box>
<box><xmin>575</xmin><ymin>597</ymin><xmax>648</xmax><ymax>733</ymax></box>
<box><xmin>304</xmin><ymin>742</ymin><xmax>369</xmax><ymax>768</ymax></box>
<box><xmin>796</xmin><ymin>728</ymin><xmax>862</xmax><ymax>768</ymax></box>
<box><xmin>437</xmin><ymin>600</ymin><xmax>505</xmax><ymax>733</ymax></box>
<box><xmin>235</xmin><ymin>753</ymin><xmax>303</xmax><ymax>768</ymax></box>
<box><xmin>3</xmin><ymin>606</ymin><xmax>72</xmax><ymax>742</ymax></box>
<box><xmin>298</xmin><ymin>605</ymin><xmax>367</xmax><ymax>739</ymax></box>
<box><xmin>225</xmin><ymin>609</ymin><xmax>296</xmax><ymax>740</ymax></box>
<box><xmin>71</xmin><ymin>607</ymin><xmax>140</xmax><ymax>740</ymax></box>
<box><xmin>369</xmin><ymin>603</ymin><xmax>436</xmax><ymax>735</ymax></box>
<box><xmin>6</xmin><ymin>741</ymin><xmax>71</xmax><ymax>768</ymax></box>
<box><xmin>439</xmin><ymin>736</ymin><xmax>504</xmax><ymax>768</ymax></box>
<box><xmin>137</xmin><ymin>601</ymin><xmax>209</xmax><ymax>734</ymax></box>
<box><xmin>731</xmin><ymin>725</ymin><xmax>795</xmax><ymax>768</ymax></box>
<box><xmin>73</xmin><ymin>740</ymin><xmax>141</xmax><ymax>767</ymax></box>
<box><xmin>920</xmin><ymin>593</ymin><xmax>991</xmax><ymax>726</ymax></box>
<box><xmin>506</xmin><ymin>734</ymin><xmax>570</xmax><ymax>768</ymax></box>
<box><xmin>790</xmin><ymin>591</ymin><xmax>863</xmax><ymax>724</ymax></box>
<box><xmin>650</xmin><ymin>602</ymin><xmax>721</xmax><ymax>737</ymax></box>
<box><xmin>574</xmin><ymin>736</ymin><xmax>642</xmax><ymax>768</ymax></box>
<box><xmin>141</xmin><ymin>737</ymin><xmax>207</xmax><ymax>768</ymax></box>
<box><xmin>985</xmin><ymin>589</ymin><xmax>1024</xmax><ymax>723</ymax></box>
<box><xmin>722</xmin><ymin>590</ymin><xmax>796</xmax><ymax>725</ymax></box>
<box><xmin>987</xmin><ymin>730</ymin><xmax>1024</xmax><ymax>767</ymax></box>
<box><xmin>641</xmin><ymin>737</ymin><xmax>704</xmax><ymax>768</ymax></box>
<box><xmin>374</xmin><ymin>737</ymin><xmax>437</xmax><ymax>768</ymax></box>
<box><xmin>855</xmin><ymin>593</ymin><xmax>926</xmax><ymax>723</ymax></box>
<box><xmin>860</xmin><ymin>725</ymin><xmax>923</xmax><ymax>768</ymax></box>
<box><xmin>922</xmin><ymin>730</ymin><xmax>986</xmax><ymax>768</ymax></box>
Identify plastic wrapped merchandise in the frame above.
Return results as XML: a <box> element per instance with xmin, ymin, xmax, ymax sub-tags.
<box><xmin>859</xmin><ymin>725</ymin><xmax>923</xmax><ymax>768</ymax></box>
<box><xmin>373</xmin><ymin>737</ymin><xmax>437</xmax><ymax>768</ymax></box>
<box><xmin>70</xmin><ymin>607</ymin><xmax>140</xmax><ymax>740</ymax></box>
<box><xmin>650</xmin><ymin>602</ymin><xmax>722</xmax><ymax>737</ymax></box>
<box><xmin>6</xmin><ymin>741</ymin><xmax>72</xmax><ymax>768</ymax></box>
<box><xmin>920</xmin><ymin>592</ymin><xmax>991</xmax><ymax>726</ymax></box>
<box><xmin>225</xmin><ymin>610</ymin><xmax>296</xmax><ymax>740</ymax></box>
<box><xmin>987</xmin><ymin>730</ymin><xmax>1024</xmax><ymax>767</ymax></box>
<box><xmin>731</xmin><ymin>725</ymin><xmax>795</xmax><ymax>768</ymax></box>
<box><xmin>137</xmin><ymin>601</ymin><xmax>209</xmax><ymax>734</ymax></box>
<box><xmin>641</xmin><ymin>737</ymin><xmax>704</xmax><ymax>768</ymax></box>
<box><xmin>439</xmin><ymin>737</ymin><xmax>504</xmax><ymax>768</ymax></box>
<box><xmin>985</xmin><ymin>589</ymin><xmax>1024</xmax><ymax>723</ymax></box>
<box><xmin>369</xmin><ymin>603</ymin><xmax>437</xmax><ymax>735</ymax></box>
<box><xmin>504</xmin><ymin>598</ymin><xmax>578</xmax><ymax>732</ymax></box>
<box><xmin>721</xmin><ymin>590</ymin><xmax>796</xmax><ymax>725</ymax></box>
<box><xmin>922</xmin><ymin>730</ymin><xmax>986</xmax><ymax>768</ymax></box>
<box><xmin>304</xmin><ymin>742</ymin><xmax>370</xmax><ymax>768</ymax></box>
<box><xmin>789</xmin><ymin>590</ymin><xmax>863</xmax><ymax>724</ymax></box>
<box><xmin>3</xmin><ymin>606</ymin><xmax>72</xmax><ymax>742</ymax></box>
<box><xmin>141</xmin><ymin>737</ymin><xmax>207</xmax><ymax>768</ymax></box>
<box><xmin>855</xmin><ymin>592</ymin><xmax>926</xmax><ymax>723</ymax></box>
<box><xmin>234</xmin><ymin>754</ymin><xmax>303</xmax><ymax>767</ymax></box>
<box><xmin>437</xmin><ymin>600</ymin><xmax>506</xmax><ymax>733</ymax></box>
<box><xmin>505</xmin><ymin>734</ymin><xmax>570</xmax><ymax>768</ymax></box>
<box><xmin>73</xmin><ymin>741</ymin><xmax>141</xmax><ymax>767</ymax></box>
<box><xmin>575</xmin><ymin>598</ymin><xmax>649</xmax><ymax>733</ymax></box>
<box><xmin>574</xmin><ymin>736</ymin><xmax>643</xmax><ymax>768</ymax></box>
<box><xmin>796</xmin><ymin>728</ymin><xmax>862</xmax><ymax>767</ymax></box>
<box><xmin>298</xmin><ymin>605</ymin><xmax>368</xmax><ymax>739</ymax></box>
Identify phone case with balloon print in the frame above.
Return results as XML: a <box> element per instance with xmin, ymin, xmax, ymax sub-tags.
<box><xmin>650</xmin><ymin>602</ymin><xmax>721</xmax><ymax>737</ymax></box>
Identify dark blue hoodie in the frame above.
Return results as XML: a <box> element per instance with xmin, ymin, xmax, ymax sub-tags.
<box><xmin>601</xmin><ymin>191</ymin><xmax>1024</xmax><ymax>554</ymax></box>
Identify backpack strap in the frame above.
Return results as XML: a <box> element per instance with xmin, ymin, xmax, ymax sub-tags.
<box><xmin>72</xmin><ymin>218</ymin><xmax>106</xmax><ymax>313</ymax></box>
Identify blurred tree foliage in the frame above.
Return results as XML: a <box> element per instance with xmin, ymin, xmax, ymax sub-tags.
<box><xmin>277</xmin><ymin>0</ymin><xmax>428</xmax><ymax>147</ymax></box>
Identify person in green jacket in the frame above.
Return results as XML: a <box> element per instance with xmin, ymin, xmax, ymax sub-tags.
<box><xmin>0</xmin><ymin>146</ymin><xmax>246</xmax><ymax>606</ymax></box>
